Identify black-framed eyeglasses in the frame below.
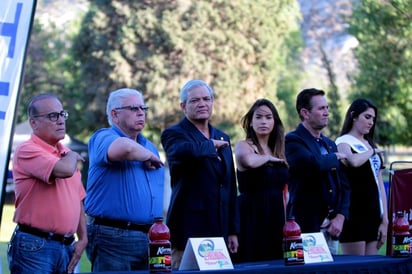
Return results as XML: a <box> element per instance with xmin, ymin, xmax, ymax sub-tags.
<box><xmin>32</xmin><ymin>110</ymin><xmax>69</xmax><ymax>122</ymax></box>
<box><xmin>115</xmin><ymin>105</ymin><xmax>149</xmax><ymax>112</ymax></box>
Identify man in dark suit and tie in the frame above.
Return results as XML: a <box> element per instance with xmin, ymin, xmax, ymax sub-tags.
<box><xmin>285</xmin><ymin>88</ymin><xmax>350</xmax><ymax>254</ymax></box>
<box><xmin>161</xmin><ymin>79</ymin><xmax>239</xmax><ymax>268</ymax></box>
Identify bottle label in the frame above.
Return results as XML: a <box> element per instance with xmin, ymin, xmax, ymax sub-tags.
<box><xmin>149</xmin><ymin>243</ymin><xmax>172</xmax><ymax>272</ymax></box>
<box><xmin>392</xmin><ymin>235</ymin><xmax>411</xmax><ymax>257</ymax></box>
<box><xmin>283</xmin><ymin>237</ymin><xmax>305</xmax><ymax>265</ymax></box>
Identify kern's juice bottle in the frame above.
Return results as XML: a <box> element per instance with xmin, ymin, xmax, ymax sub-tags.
<box><xmin>148</xmin><ymin>217</ymin><xmax>172</xmax><ymax>272</ymax></box>
<box><xmin>283</xmin><ymin>217</ymin><xmax>305</xmax><ymax>265</ymax></box>
<box><xmin>392</xmin><ymin>211</ymin><xmax>410</xmax><ymax>257</ymax></box>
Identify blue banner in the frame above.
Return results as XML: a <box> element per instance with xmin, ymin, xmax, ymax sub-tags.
<box><xmin>0</xmin><ymin>0</ymin><xmax>37</xmax><ymax>219</ymax></box>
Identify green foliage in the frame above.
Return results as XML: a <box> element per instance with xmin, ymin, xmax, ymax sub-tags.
<box><xmin>276</xmin><ymin>30</ymin><xmax>305</xmax><ymax>133</ymax></box>
<box><xmin>70</xmin><ymin>0</ymin><xmax>301</xmax><ymax>141</ymax></box>
<box><xmin>20</xmin><ymin>19</ymin><xmax>71</xmax><ymax>121</ymax></box>
<box><xmin>19</xmin><ymin>8</ymin><xmax>86</xmax><ymax>139</ymax></box>
<box><xmin>348</xmin><ymin>0</ymin><xmax>412</xmax><ymax>145</ymax></box>
<box><xmin>319</xmin><ymin>45</ymin><xmax>342</xmax><ymax>140</ymax></box>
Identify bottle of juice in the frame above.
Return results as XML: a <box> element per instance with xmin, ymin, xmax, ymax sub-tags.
<box><xmin>148</xmin><ymin>217</ymin><xmax>172</xmax><ymax>272</ymax></box>
<box><xmin>392</xmin><ymin>211</ymin><xmax>410</xmax><ymax>257</ymax></box>
<box><xmin>283</xmin><ymin>216</ymin><xmax>305</xmax><ymax>265</ymax></box>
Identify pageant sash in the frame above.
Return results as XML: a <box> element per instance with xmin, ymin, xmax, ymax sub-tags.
<box><xmin>336</xmin><ymin>134</ymin><xmax>383</xmax><ymax>217</ymax></box>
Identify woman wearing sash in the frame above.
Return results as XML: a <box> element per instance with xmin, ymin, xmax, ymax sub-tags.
<box><xmin>336</xmin><ymin>98</ymin><xmax>388</xmax><ymax>255</ymax></box>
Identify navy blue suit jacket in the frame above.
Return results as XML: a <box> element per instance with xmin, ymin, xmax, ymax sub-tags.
<box><xmin>161</xmin><ymin>118</ymin><xmax>239</xmax><ymax>250</ymax></box>
<box><xmin>285</xmin><ymin>123</ymin><xmax>350</xmax><ymax>233</ymax></box>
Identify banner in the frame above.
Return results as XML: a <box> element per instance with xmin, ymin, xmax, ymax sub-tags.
<box><xmin>0</xmin><ymin>0</ymin><xmax>37</xmax><ymax>218</ymax></box>
<box><xmin>386</xmin><ymin>166</ymin><xmax>412</xmax><ymax>256</ymax></box>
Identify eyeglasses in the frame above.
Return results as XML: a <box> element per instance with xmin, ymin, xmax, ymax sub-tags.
<box><xmin>32</xmin><ymin>110</ymin><xmax>69</xmax><ymax>122</ymax></box>
<box><xmin>115</xmin><ymin>105</ymin><xmax>149</xmax><ymax>112</ymax></box>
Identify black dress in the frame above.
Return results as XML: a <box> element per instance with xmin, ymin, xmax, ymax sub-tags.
<box><xmin>339</xmin><ymin>152</ymin><xmax>383</xmax><ymax>243</ymax></box>
<box><xmin>236</xmin><ymin>162</ymin><xmax>288</xmax><ymax>262</ymax></box>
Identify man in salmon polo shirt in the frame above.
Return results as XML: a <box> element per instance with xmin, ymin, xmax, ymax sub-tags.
<box><xmin>7</xmin><ymin>93</ymin><xmax>87</xmax><ymax>274</ymax></box>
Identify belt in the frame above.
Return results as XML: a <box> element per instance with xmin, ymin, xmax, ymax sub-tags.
<box><xmin>17</xmin><ymin>224</ymin><xmax>75</xmax><ymax>245</ymax></box>
<box><xmin>92</xmin><ymin>216</ymin><xmax>152</xmax><ymax>233</ymax></box>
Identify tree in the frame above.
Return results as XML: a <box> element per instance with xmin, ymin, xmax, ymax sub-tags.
<box><xmin>348</xmin><ymin>0</ymin><xmax>412</xmax><ymax>145</ymax></box>
<box><xmin>297</xmin><ymin>0</ymin><xmax>356</xmax><ymax>139</ymax></box>
<box><xmin>320</xmin><ymin>45</ymin><xmax>341</xmax><ymax>139</ymax></box>
<box><xmin>276</xmin><ymin>30</ymin><xmax>305</xmax><ymax>133</ymax></box>
<box><xmin>19</xmin><ymin>1</ymin><xmax>86</xmax><ymax>140</ymax></box>
<box><xmin>70</xmin><ymin>0</ymin><xmax>301</xmax><ymax>142</ymax></box>
<box><xmin>19</xmin><ymin>19</ymin><xmax>74</xmax><ymax>122</ymax></box>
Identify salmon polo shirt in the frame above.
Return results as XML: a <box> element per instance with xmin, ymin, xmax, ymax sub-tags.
<box><xmin>12</xmin><ymin>134</ymin><xmax>86</xmax><ymax>235</ymax></box>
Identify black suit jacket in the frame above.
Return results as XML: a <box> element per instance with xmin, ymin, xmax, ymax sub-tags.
<box><xmin>285</xmin><ymin>123</ymin><xmax>350</xmax><ymax>233</ymax></box>
<box><xmin>161</xmin><ymin>118</ymin><xmax>239</xmax><ymax>250</ymax></box>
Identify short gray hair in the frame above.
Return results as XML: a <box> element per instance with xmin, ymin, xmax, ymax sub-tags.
<box><xmin>180</xmin><ymin>79</ymin><xmax>214</xmax><ymax>104</ymax></box>
<box><xmin>106</xmin><ymin>88</ymin><xmax>144</xmax><ymax>125</ymax></box>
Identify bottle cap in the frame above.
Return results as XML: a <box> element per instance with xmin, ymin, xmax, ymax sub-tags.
<box><xmin>396</xmin><ymin>211</ymin><xmax>404</xmax><ymax>217</ymax></box>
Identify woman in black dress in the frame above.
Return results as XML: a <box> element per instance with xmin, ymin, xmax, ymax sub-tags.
<box><xmin>336</xmin><ymin>98</ymin><xmax>388</xmax><ymax>255</ymax></box>
<box><xmin>235</xmin><ymin>99</ymin><xmax>288</xmax><ymax>262</ymax></box>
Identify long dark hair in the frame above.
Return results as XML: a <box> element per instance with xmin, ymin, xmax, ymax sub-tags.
<box><xmin>340</xmin><ymin>98</ymin><xmax>378</xmax><ymax>147</ymax></box>
<box><xmin>241</xmin><ymin>99</ymin><xmax>286</xmax><ymax>160</ymax></box>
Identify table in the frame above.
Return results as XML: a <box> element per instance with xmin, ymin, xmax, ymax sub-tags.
<box><xmin>84</xmin><ymin>255</ymin><xmax>412</xmax><ymax>273</ymax></box>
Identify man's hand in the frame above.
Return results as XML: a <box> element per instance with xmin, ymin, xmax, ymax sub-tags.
<box><xmin>227</xmin><ymin>235</ymin><xmax>238</xmax><ymax>253</ymax></box>
<box><xmin>327</xmin><ymin>214</ymin><xmax>345</xmax><ymax>238</ymax></box>
<box><xmin>212</xmin><ymin>139</ymin><xmax>229</xmax><ymax>150</ymax></box>
<box><xmin>143</xmin><ymin>154</ymin><xmax>164</xmax><ymax>170</ymax></box>
<box><xmin>67</xmin><ymin>238</ymin><xmax>87</xmax><ymax>273</ymax></box>
<box><xmin>62</xmin><ymin>151</ymin><xmax>85</xmax><ymax>162</ymax></box>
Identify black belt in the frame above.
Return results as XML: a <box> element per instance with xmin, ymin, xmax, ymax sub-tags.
<box><xmin>17</xmin><ymin>224</ymin><xmax>75</xmax><ymax>245</ymax></box>
<box><xmin>92</xmin><ymin>216</ymin><xmax>152</xmax><ymax>233</ymax></box>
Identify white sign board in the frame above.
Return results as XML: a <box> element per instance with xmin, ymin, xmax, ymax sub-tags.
<box><xmin>301</xmin><ymin>232</ymin><xmax>334</xmax><ymax>263</ymax></box>
<box><xmin>179</xmin><ymin>237</ymin><xmax>234</xmax><ymax>271</ymax></box>
<box><xmin>0</xmin><ymin>0</ymin><xmax>37</xmax><ymax>206</ymax></box>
